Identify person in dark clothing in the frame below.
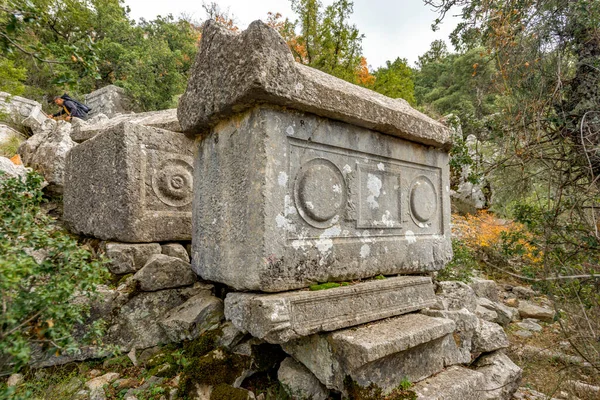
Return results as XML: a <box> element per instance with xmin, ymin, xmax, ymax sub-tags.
<box><xmin>50</xmin><ymin>94</ymin><xmax>90</xmax><ymax>121</ymax></box>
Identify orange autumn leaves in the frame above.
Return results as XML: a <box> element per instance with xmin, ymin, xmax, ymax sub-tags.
<box><xmin>453</xmin><ymin>211</ymin><xmax>543</xmax><ymax>266</ymax></box>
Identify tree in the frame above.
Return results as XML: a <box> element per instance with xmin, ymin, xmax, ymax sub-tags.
<box><xmin>270</xmin><ymin>0</ymin><xmax>375</xmax><ymax>86</ymax></box>
<box><xmin>372</xmin><ymin>57</ymin><xmax>415</xmax><ymax>104</ymax></box>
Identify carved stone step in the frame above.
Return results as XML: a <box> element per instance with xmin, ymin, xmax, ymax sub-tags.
<box><xmin>225</xmin><ymin>275</ymin><xmax>436</xmax><ymax>344</ymax></box>
<box><xmin>412</xmin><ymin>366</ymin><xmax>486</xmax><ymax>400</ymax></box>
<box><xmin>282</xmin><ymin>313</ymin><xmax>461</xmax><ymax>393</ymax></box>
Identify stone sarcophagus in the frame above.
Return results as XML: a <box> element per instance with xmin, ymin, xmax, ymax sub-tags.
<box><xmin>178</xmin><ymin>20</ymin><xmax>452</xmax><ymax>292</ymax></box>
<box><xmin>63</xmin><ymin>122</ymin><xmax>194</xmax><ymax>242</ymax></box>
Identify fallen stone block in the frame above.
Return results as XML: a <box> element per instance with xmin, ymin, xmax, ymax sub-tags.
<box><xmin>71</xmin><ymin>108</ymin><xmax>181</xmax><ymax>143</ymax></box>
<box><xmin>0</xmin><ymin>156</ymin><xmax>27</xmax><ymax>181</ymax></box>
<box><xmin>161</xmin><ymin>243</ymin><xmax>190</xmax><ymax>262</ymax></box>
<box><xmin>512</xmin><ymin>286</ymin><xmax>536</xmax><ymax>299</ymax></box>
<box><xmin>64</xmin><ymin>122</ymin><xmax>194</xmax><ymax>242</ymax></box>
<box><xmin>473</xmin><ymin>351</ymin><xmax>522</xmax><ymax>400</ymax></box>
<box><xmin>421</xmin><ymin>308</ymin><xmax>478</xmax><ymax>364</ymax></box>
<box><xmin>159</xmin><ymin>293</ymin><xmax>223</xmax><ymax>342</ymax></box>
<box><xmin>133</xmin><ymin>254</ymin><xmax>196</xmax><ymax>291</ymax></box>
<box><xmin>477</xmin><ymin>297</ymin><xmax>518</xmax><ymax>327</ymax></box>
<box><xmin>472</xmin><ymin>319</ymin><xmax>509</xmax><ymax>353</ymax></box>
<box><xmin>412</xmin><ymin>366</ymin><xmax>486</xmax><ymax>400</ymax></box>
<box><xmin>476</xmin><ymin>304</ymin><xmax>498</xmax><ymax>322</ymax></box>
<box><xmin>278</xmin><ymin>357</ymin><xmax>328</xmax><ymax>400</ymax></box>
<box><xmin>470</xmin><ymin>278</ymin><xmax>499</xmax><ymax>302</ymax></box>
<box><xmin>518</xmin><ymin>300</ymin><xmax>554</xmax><ymax>323</ymax></box>
<box><xmin>515</xmin><ymin>318</ymin><xmax>542</xmax><ymax>333</ymax></box>
<box><xmin>104</xmin><ymin>242</ymin><xmax>162</xmax><ymax>274</ymax></box>
<box><xmin>225</xmin><ymin>276</ymin><xmax>436</xmax><ymax>343</ymax></box>
<box><xmin>282</xmin><ymin>313</ymin><xmax>459</xmax><ymax>393</ymax></box>
<box><xmin>180</xmin><ymin>20</ymin><xmax>452</xmax><ymax>292</ymax></box>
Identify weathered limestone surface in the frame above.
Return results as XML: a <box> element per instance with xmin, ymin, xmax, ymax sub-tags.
<box><xmin>192</xmin><ymin>106</ymin><xmax>451</xmax><ymax>292</ymax></box>
<box><xmin>436</xmin><ymin>281</ymin><xmax>478</xmax><ymax>312</ymax></box>
<box><xmin>412</xmin><ymin>366</ymin><xmax>486</xmax><ymax>400</ymax></box>
<box><xmin>0</xmin><ymin>124</ymin><xmax>24</xmax><ymax>147</ymax></box>
<box><xmin>470</xmin><ymin>278</ymin><xmax>499</xmax><ymax>302</ymax></box>
<box><xmin>18</xmin><ymin>119</ymin><xmax>75</xmax><ymax>191</ymax></box>
<box><xmin>105</xmin><ymin>242</ymin><xmax>162</xmax><ymax>274</ymax></box>
<box><xmin>472</xmin><ymin>319</ymin><xmax>509</xmax><ymax>353</ymax></box>
<box><xmin>84</xmin><ymin>85</ymin><xmax>134</xmax><ymax>119</ymax></box>
<box><xmin>159</xmin><ymin>293</ymin><xmax>224</xmax><ymax>342</ymax></box>
<box><xmin>160</xmin><ymin>243</ymin><xmax>190</xmax><ymax>262</ymax></box>
<box><xmin>71</xmin><ymin>109</ymin><xmax>181</xmax><ymax>143</ymax></box>
<box><xmin>132</xmin><ymin>254</ymin><xmax>197</xmax><ymax>291</ymax></box>
<box><xmin>225</xmin><ymin>276</ymin><xmax>437</xmax><ymax>343</ymax></box>
<box><xmin>277</xmin><ymin>357</ymin><xmax>328</xmax><ymax>400</ymax></box>
<box><xmin>178</xmin><ymin>21</ymin><xmax>450</xmax><ymax>148</ymax></box>
<box><xmin>282</xmin><ymin>313</ymin><xmax>459</xmax><ymax>393</ymax></box>
<box><xmin>473</xmin><ymin>351</ymin><xmax>522</xmax><ymax>400</ymax></box>
<box><xmin>422</xmin><ymin>308</ymin><xmax>478</xmax><ymax>364</ymax></box>
<box><xmin>0</xmin><ymin>92</ymin><xmax>46</xmax><ymax>130</ymax></box>
<box><xmin>64</xmin><ymin>122</ymin><xmax>194</xmax><ymax>242</ymax></box>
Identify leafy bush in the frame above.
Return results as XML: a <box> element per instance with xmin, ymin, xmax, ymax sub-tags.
<box><xmin>437</xmin><ymin>239</ymin><xmax>477</xmax><ymax>283</ymax></box>
<box><xmin>0</xmin><ymin>172</ymin><xmax>108</xmax><ymax>378</ymax></box>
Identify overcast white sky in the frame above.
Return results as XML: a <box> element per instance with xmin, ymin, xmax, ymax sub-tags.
<box><xmin>123</xmin><ymin>0</ymin><xmax>461</xmax><ymax>69</ymax></box>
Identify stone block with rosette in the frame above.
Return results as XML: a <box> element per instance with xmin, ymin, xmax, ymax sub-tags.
<box><xmin>63</xmin><ymin>122</ymin><xmax>194</xmax><ymax>242</ymax></box>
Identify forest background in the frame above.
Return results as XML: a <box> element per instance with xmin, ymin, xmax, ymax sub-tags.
<box><xmin>1</xmin><ymin>0</ymin><xmax>600</xmax><ymax>377</ymax></box>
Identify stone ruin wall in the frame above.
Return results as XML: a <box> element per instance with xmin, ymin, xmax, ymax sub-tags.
<box><xmin>13</xmin><ymin>19</ymin><xmax>524</xmax><ymax>400</ymax></box>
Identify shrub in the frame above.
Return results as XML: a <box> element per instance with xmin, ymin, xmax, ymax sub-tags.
<box><xmin>0</xmin><ymin>172</ymin><xmax>108</xmax><ymax>378</ymax></box>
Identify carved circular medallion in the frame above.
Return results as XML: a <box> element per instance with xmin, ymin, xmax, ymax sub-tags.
<box><xmin>152</xmin><ymin>158</ymin><xmax>193</xmax><ymax>207</ymax></box>
<box><xmin>410</xmin><ymin>176</ymin><xmax>437</xmax><ymax>223</ymax></box>
<box><xmin>294</xmin><ymin>158</ymin><xmax>346</xmax><ymax>228</ymax></box>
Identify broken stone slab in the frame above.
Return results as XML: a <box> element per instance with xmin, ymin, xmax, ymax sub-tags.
<box><xmin>472</xmin><ymin>319</ymin><xmax>509</xmax><ymax>353</ymax></box>
<box><xmin>191</xmin><ymin>105</ymin><xmax>451</xmax><ymax>292</ymax></box>
<box><xmin>564</xmin><ymin>380</ymin><xmax>600</xmax><ymax>398</ymax></box>
<box><xmin>477</xmin><ymin>297</ymin><xmax>519</xmax><ymax>327</ymax></box>
<box><xmin>278</xmin><ymin>357</ymin><xmax>329</xmax><ymax>400</ymax></box>
<box><xmin>84</xmin><ymin>85</ymin><xmax>134</xmax><ymax>119</ymax></box>
<box><xmin>412</xmin><ymin>366</ymin><xmax>486</xmax><ymax>400</ymax></box>
<box><xmin>159</xmin><ymin>293</ymin><xmax>223</xmax><ymax>342</ymax></box>
<box><xmin>476</xmin><ymin>305</ymin><xmax>498</xmax><ymax>322</ymax></box>
<box><xmin>421</xmin><ymin>308</ymin><xmax>478</xmax><ymax>364</ymax></box>
<box><xmin>518</xmin><ymin>300</ymin><xmax>554</xmax><ymax>323</ymax></box>
<box><xmin>225</xmin><ymin>276</ymin><xmax>437</xmax><ymax>344</ymax></box>
<box><xmin>104</xmin><ymin>242</ymin><xmax>162</xmax><ymax>274</ymax></box>
<box><xmin>133</xmin><ymin>254</ymin><xmax>197</xmax><ymax>291</ymax></box>
<box><xmin>105</xmin><ymin>288</ymin><xmax>193</xmax><ymax>351</ymax></box>
<box><xmin>470</xmin><ymin>278</ymin><xmax>499</xmax><ymax>302</ymax></box>
<box><xmin>436</xmin><ymin>281</ymin><xmax>478</xmax><ymax>312</ymax></box>
<box><xmin>514</xmin><ymin>344</ymin><xmax>591</xmax><ymax>367</ymax></box>
<box><xmin>282</xmin><ymin>313</ymin><xmax>459</xmax><ymax>393</ymax></box>
<box><xmin>0</xmin><ymin>92</ymin><xmax>46</xmax><ymax>131</ymax></box>
<box><xmin>161</xmin><ymin>243</ymin><xmax>190</xmax><ymax>262</ymax></box>
<box><xmin>64</xmin><ymin>122</ymin><xmax>194</xmax><ymax>242</ymax></box>
<box><xmin>473</xmin><ymin>351</ymin><xmax>522</xmax><ymax>400</ymax></box>
<box><xmin>512</xmin><ymin>286</ymin><xmax>536</xmax><ymax>299</ymax></box>
<box><xmin>179</xmin><ymin>20</ymin><xmax>450</xmax><ymax>148</ymax></box>
<box><xmin>71</xmin><ymin>108</ymin><xmax>181</xmax><ymax>143</ymax></box>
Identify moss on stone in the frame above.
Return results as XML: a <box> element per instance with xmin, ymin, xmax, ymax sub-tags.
<box><xmin>210</xmin><ymin>383</ymin><xmax>250</xmax><ymax>400</ymax></box>
<box><xmin>310</xmin><ymin>282</ymin><xmax>341</xmax><ymax>291</ymax></box>
<box><xmin>183</xmin><ymin>328</ymin><xmax>220</xmax><ymax>358</ymax></box>
<box><xmin>344</xmin><ymin>376</ymin><xmax>417</xmax><ymax>400</ymax></box>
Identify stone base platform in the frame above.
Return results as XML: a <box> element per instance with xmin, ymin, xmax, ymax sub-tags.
<box><xmin>282</xmin><ymin>313</ymin><xmax>462</xmax><ymax>393</ymax></box>
<box><xmin>225</xmin><ymin>276</ymin><xmax>436</xmax><ymax>344</ymax></box>
<box><xmin>413</xmin><ymin>366</ymin><xmax>486</xmax><ymax>400</ymax></box>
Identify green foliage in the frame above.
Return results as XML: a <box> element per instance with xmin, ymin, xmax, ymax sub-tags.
<box><xmin>0</xmin><ymin>59</ymin><xmax>26</xmax><ymax>95</ymax></box>
<box><xmin>0</xmin><ymin>135</ymin><xmax>22</xmax><ymax>157</ymax></box>
<box><xmin>372</xmin><ymin>58</ymin><xmax>416</xmax><ymax>104</ymax></box>
<box><xmin>437</xmin><ymin>239</ymin><xmax>477</xmax><ymax>283</ymax></box>
<box><xmin>0</xmin><ymin>172</ymin><xmax>108</xmax><ymax>378</ymax></box>
<box><xmin>288</xmin><ymin>0</ymin><xmax>371</xmax><ymax>85</ymax></box>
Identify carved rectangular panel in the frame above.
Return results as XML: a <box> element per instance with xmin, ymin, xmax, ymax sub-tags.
<box><xmin>287</xmin><ymin>137</ymin><xmax>443</xmax><ymax>241</ymax></box>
